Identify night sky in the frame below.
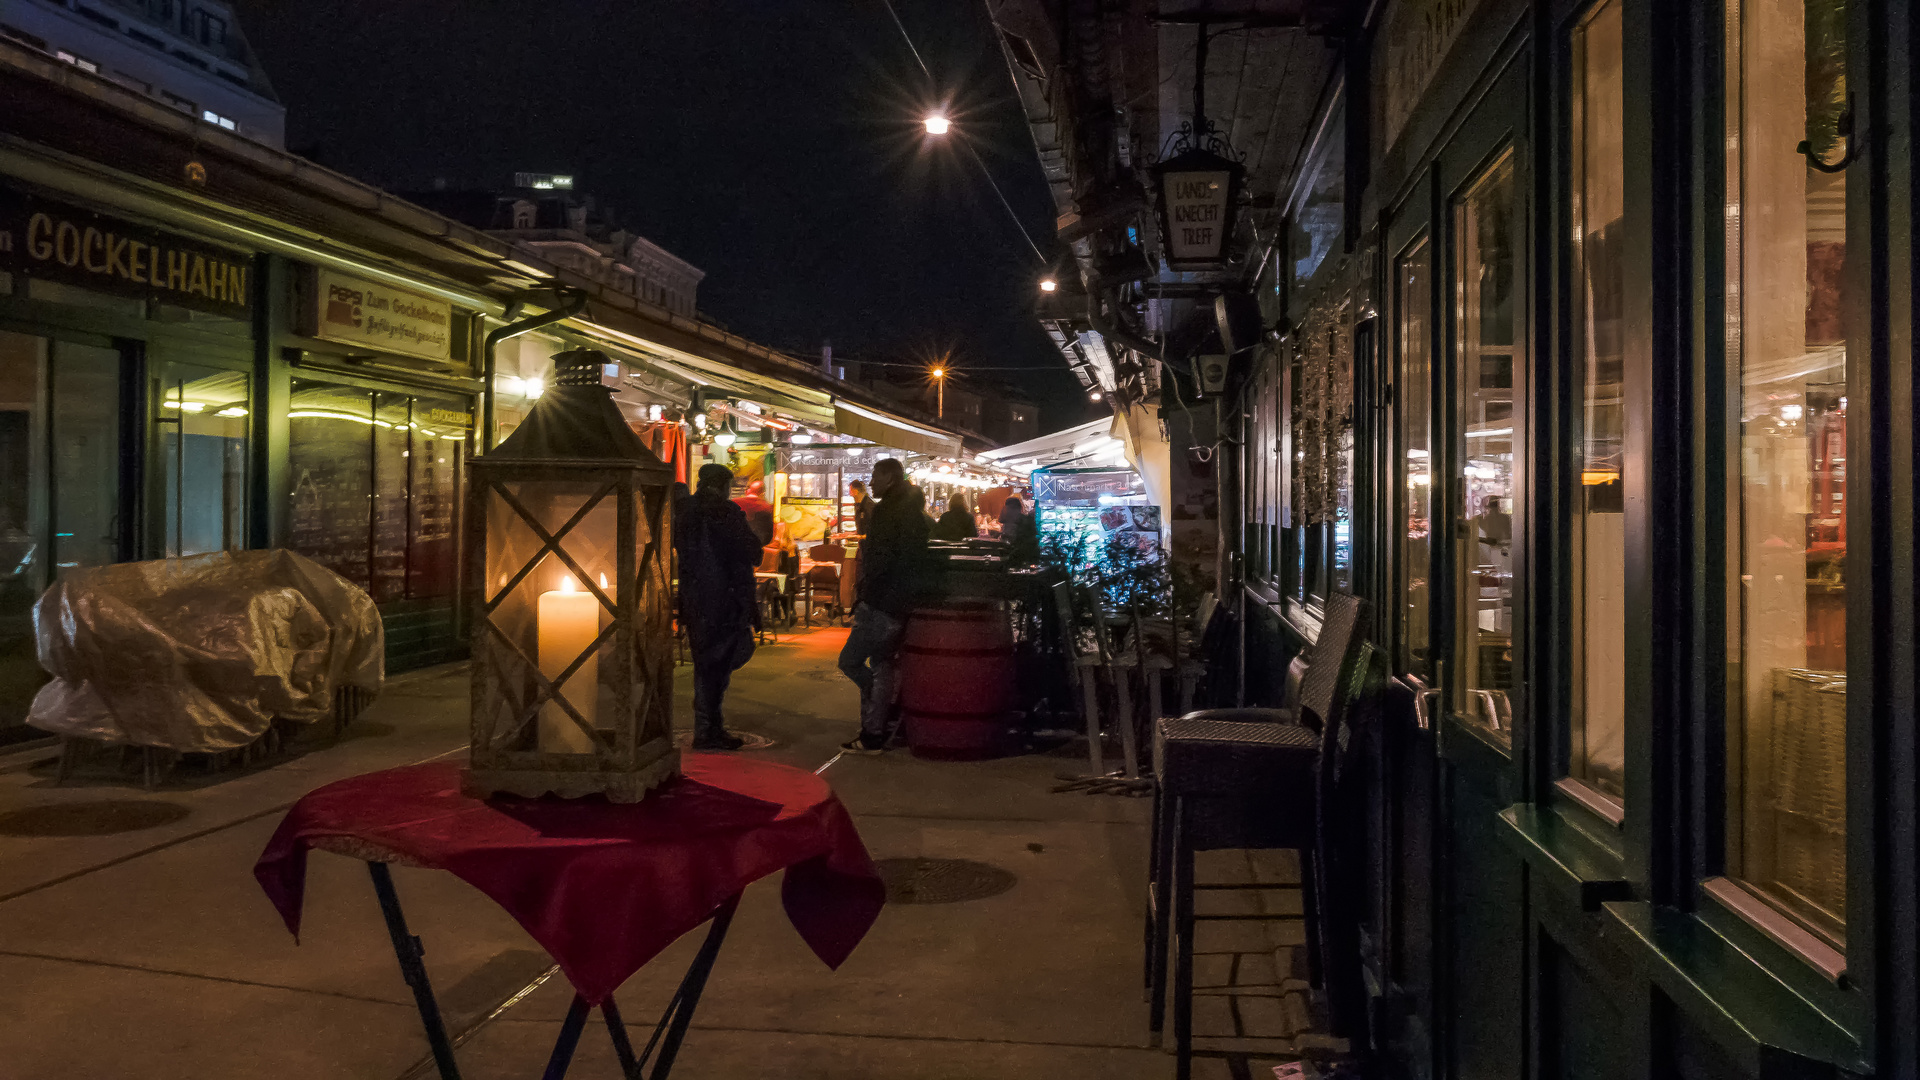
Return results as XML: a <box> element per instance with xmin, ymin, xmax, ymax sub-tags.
<box><xmin>231</xmin><ymin>0</ymin><xmax>1091</xmax><ymax>429</ymax></box>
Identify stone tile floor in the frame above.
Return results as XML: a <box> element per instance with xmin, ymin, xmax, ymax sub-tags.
<box><xmin>0</xmin><ymin>625</ymin><xmax>1323</xmax><ymax>1078</ymax></box>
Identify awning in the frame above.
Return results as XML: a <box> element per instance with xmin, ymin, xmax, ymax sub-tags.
<box><xmin>979</xmin><ymin>417</ymin><xmax>1118</xmax><ymax>473</ymax></box>
<box><xmin>832</xmin><ymin>399</ymin><xmax>963</xmax><ymax>457</ymax></box>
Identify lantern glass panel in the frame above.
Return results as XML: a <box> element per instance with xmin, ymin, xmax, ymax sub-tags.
<box><xmin>479</xmin><ymin>479</ymin><xmax>622</xmax><ymax>755</ymax></box>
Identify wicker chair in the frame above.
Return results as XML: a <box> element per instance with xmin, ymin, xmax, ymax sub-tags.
<box><xmin>1145</xmin><ymin>592</ymin><xmax>1369</xmax><ymax>1075</ymax></box>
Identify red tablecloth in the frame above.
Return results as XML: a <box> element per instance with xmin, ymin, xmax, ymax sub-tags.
<box><xmin>254</xmin><ymin>756</ymin><xmax>884</xmax><ymax>1004</ymax></box>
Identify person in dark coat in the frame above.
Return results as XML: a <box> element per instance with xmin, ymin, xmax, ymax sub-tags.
<box><xmin>674</xmin><ymin>463</ymin><xmax>763</xmax><ymax>750</ymax></box>
<box><xmin>931</xmin><ymin>493</ymin><xmax>978</xmax><ymax>540</ymax></box>
<box><xmin>838</xmin><ymin>458</ymin><xmax>932</xmax><ymax>753</ymax></box>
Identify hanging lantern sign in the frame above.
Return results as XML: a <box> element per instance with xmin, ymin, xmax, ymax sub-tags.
<box><xmin>1153</xmin><ymin>124</ymin><xmax>1245</xmax><ymax>271</ymax></box>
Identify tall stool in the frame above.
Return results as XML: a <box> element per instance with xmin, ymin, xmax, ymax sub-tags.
<box><xmin>1147</xmin><ymin>593</ymin><xmax>1369</xmax><ymax>1077</ymax></box>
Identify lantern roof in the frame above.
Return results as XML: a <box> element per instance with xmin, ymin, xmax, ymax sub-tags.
<box><xmin>484</xmin><ymin>349</ymin><xmax>672</xmax><ymax>480</ymax></box>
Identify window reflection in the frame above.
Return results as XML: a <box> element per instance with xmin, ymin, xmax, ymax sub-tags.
<box><xmin>160</xmin><ymin>367</ymin><xmax>248</xmax><ymax>558</ymax></box>
<box><xmin>1454</xmin><ymin>150</ymin><xmax>1519</xmax><ymax>741</ymax></box>
<box><xmin>288</xmin><ymin>378</ymin><xmax>468</xmax><ymax>605</ymax></box>
<box><xmin>1726</xmin><ymin>0</ymin><xmax>1849</xmax><ymax>945</ymax></box>
<box><xmin>1570</xmin><ymin>0</ymin><xmax>1627</xmax><ymax>801</ymax></box>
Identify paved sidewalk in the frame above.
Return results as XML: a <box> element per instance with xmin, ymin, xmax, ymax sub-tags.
<box><xmin>0</xmin><ymin>627</ymin><xmax>1308</xmax><ymax>1078</ymax></box>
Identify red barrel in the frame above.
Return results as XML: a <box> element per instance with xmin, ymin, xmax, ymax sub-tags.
<box><xmin>898</xmin><ymin>601</ymin><xmax>1015</xmax><ymax>759</ymax></box>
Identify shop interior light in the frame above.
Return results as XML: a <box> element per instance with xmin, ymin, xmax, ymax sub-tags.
<box><xmin>215</xmin><ymin>406</ymin><xmax>248</xmax><ymax>418</ymax></box>
<box><xmin>523</xmin><ymin>377</ymin><xmax>545</xmax><ymax>399</ymax></box>
<box><xmin>692</xmin><ymin>413</ymin><xmax>708</xmax><ymax>430</ymax></box>
<box><xmin>1039</xmin><ymin>278</ymin><xmax>1058</xmax><ymax>293</ymax></box>
<box><xmin>713</xmin><ymin>429</ymin><xmax>737</xmax><ymax>448</ymax></box>
<box><xmin>791</xmin><ymin>430</ymin><xmax>814</xmax><ymax>444</ymax></box>
<box><xmin>1090</xmin><ymin>391</ymin><xmax>1103</xmax><ymax>400</ymax></box>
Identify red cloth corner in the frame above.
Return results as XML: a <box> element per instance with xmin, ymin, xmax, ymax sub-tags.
<box><xmin>254</xmin><ymin>756</ymin><xmax>884</xmax><ymax>1004</ymax></box>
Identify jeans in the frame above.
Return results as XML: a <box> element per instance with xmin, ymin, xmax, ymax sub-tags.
<box><xmin>838</xmin><ymin>602</ymin><xmax>907</xmax><ymax>740</ymax></box>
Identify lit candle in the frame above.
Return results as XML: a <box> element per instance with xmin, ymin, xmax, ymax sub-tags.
<box><xmin>537</xmin><ymin>576</ymin><xmax>598</xmax><ymax>753</ymax></box>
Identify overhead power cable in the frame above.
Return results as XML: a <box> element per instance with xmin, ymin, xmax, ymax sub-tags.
<box><xmin>879</xmin><ymin>0</ymin><xmax>1049</xmax><ymax>265</ymax></box>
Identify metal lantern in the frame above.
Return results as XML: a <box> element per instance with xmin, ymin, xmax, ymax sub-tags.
<box><xmin>463</xmin><ymin>348</ymin><xmax>678</xmax><ymax>802</ymax></box>
<box><xmin>1152</xmin><ymin>122</ymin><xmax>1245</xmax><ymax>271</ymax></box>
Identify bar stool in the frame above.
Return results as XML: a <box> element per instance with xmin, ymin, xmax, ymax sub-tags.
<box><xmin>1146</xmin><ymin>593</ymin><xmax>1369</xmax><ymax>1077</ymax></box>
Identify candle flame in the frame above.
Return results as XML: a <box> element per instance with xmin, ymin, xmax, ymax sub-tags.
<box><xmin>560</xmin><ymin>576</ymin><xmax>576</xmax><ymax>593</ymax></box>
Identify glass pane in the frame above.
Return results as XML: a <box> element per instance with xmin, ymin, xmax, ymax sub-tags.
<box><xmin>52</xmin><ymin>344</ymin><xmax>122</xmax><ymax>576</ymax></box>
<box><xmin>1725</xmin><ymin>0</ymin><xmax>1849</xmax><ymax>944</ymax></box>
<box><xmin>160</xmin><ymin>366</ymin><xmax>248</xmax><ymax>558</ymax></box>
<box><xmin>1453</xmin><ymin>149</ymin><xmax>1520</xmax><ymax>741</ymax></box>
<box><xmin>289</xmin><ymin>380</ymin><xmax>374</xmax><ymax>588</ymax></box>
<box><xmin>479</xmin><ymin>479</ymin><xmax>619</xmax><ymax>755</ymax></box>
<box><xmin>371</xmin><ymin>393</ymin><xmax>411</xmax><ymax>603</ymax></box>
<box><xmin>1398</xmin><ymin>238</ymin><xmax>1433</xmax><ymax>676</ymax></box>
<box><xmin>409</xmin><ymin>399</ymin><xmax>468</xmax><ymax>600</ymax></box>
<box><xmin>1569</xmin><ymin>0</ymin><xmax>1628</xmax><ymax>802</ymax></box>
<box><xmin>0</xmin><ymin>332</ymin><xmax>46</xmax><ymax>741</ymax></box>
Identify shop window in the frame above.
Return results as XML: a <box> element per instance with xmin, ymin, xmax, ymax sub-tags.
<box><xmin>1568</xmin><ymin>0</ymin><xmax>1628</xmax><ymax>802</ymax></box>
<box><xmin>1246</xmin><ymin>351</ymin><xmax>1283</xmax><ymax>591</ymax></box>
<box><xmin>1452</xmin><ymin>150</ymin><xmax>1521</xmax><ymax>743</ymax></box>
<box><xmin>288</xmin><ymin>380</ymin><xmax>468</xmax><ymax>606</ymax></box>
<box><xmin>1722</xmin><ymin>0</ymin><xmax>1850</xmax><ymax>947</ymax></box>
<box><xmin>1396</xmin><ymin>236</ymin><xmax>1433</xmax><ymax>677</ymax></box>
<box><xmin>157</xmin><ymin>365</ymin><xmax>247</xmax><ymax>558</ymax></box>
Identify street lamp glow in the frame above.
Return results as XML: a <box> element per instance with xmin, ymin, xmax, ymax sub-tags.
<box><xmin>930</xmin><ymin>367</ymin><xmax>945</xmax><ymax>378</ymax></box>
<box><xmin>924</xmin><ymin>115</ymin><xmax>951</xmax><ymax>135</ymax></box>
<box><xmin>1039</xmin><ymin>278</ymin><xmax>1058</xmax><ymax>293</ymax></box>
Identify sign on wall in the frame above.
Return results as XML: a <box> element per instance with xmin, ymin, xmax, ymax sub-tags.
<box><xmin>308</xmin><ymin>266</ymin><xmax>453</xmax><ymax>362</ymax></box>
<box><xmin>0</xmin><ymin>187</ymin><xmax>253</xmax><ymax>318</ymax></box>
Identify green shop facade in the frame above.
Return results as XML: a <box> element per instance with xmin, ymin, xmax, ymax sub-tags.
<box><xmin>0</xmin><ymin>180</ymin><xmax>484</xmax><ymax>743</ymax></box>
<box><xmin>1231</xmin><ymin>0</ymin><xmax>1918</xmax><ymax>1076</ymax></box>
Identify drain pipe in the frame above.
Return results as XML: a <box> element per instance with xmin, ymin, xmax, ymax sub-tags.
<box><xmin>481</xmin><ymin>286</ymin><xmax>588</xmax><ymax>450</ymax></box>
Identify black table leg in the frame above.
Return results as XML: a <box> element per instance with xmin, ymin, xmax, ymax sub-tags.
<box><xmin>367</xmin><ymin>861</ymin><xmax>463</xmax><ymax>1080</ymax></box>
<box><xmin>367</xmin><ymin>867</ymin><xmax>739</xmax><ymax>1080</ymax></box>
<box><xmin>629</xmin><ymin>894</ymin><xmax>741</xmax><ymax>1080</ymax></box>
<box><xmin>601</xmin><ymin>997</ymin><xmax>639</xmax><ymax>1076</ymax></box>
<box><xmin>540</xmin><ymin>995</ymin><xmax>591</xmax><ymax>1080</ymax></box>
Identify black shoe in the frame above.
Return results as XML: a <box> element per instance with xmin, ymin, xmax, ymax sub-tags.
<box><xmin>693</xmin><ymin>732</ymin><xmax>746</xmax><ymax>751</ymax></box>
<box><xmin>838</xmin><ymin>734</ymin><xmax>886</xmax><ymax>755</ymax></box>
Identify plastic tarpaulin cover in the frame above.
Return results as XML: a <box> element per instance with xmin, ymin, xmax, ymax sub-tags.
<box><xmin>27</xmin><ymin>550</ymin><xmax>385</xmax><ymax>751</ymax></box>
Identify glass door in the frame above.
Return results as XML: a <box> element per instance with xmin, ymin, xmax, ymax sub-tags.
<box><xmin>1434</xmin><ymin>55</ymin><xmax>1529</xmax><ymax>1080</ymax></box>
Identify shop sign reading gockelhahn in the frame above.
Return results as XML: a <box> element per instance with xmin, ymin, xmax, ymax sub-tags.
<box><xmin>309</xmin><ymin>266</ymin><xmax>452</xmax><ymax>362</ymax></box>
<box><xmin>0</xmin><ymin>188</ymin><xmax>252</xmax><ymax>317</ymax></box>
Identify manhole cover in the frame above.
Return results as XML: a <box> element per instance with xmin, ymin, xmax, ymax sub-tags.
<box><xmin>0</xmin><ymin>800</ymin><xmax>190</xmax><ymax>837</ymax></box>
<box><xmin>798</xmin><ymin>667</ymin><xmax>845</xmax><ymax>684</ymax></box>
<box><xmin>874</xmin><ymin>857</ymin><xmax>1017</xmax><ymax>904</ymax></box>
<box><xmin>676</xmin><ymin>730</ymin><xmax>778</xmax><ymax>751</ymax></box>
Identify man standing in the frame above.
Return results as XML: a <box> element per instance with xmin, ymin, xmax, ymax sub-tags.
<box><xmin>675</xmin><ymin>463</ymin><xmax>763</xmax><ymax>750</ymax></box>
<box><xmin>838</xmin><ymin>458</ymin><xmax>930</xmax><ymax>753</ymax></box>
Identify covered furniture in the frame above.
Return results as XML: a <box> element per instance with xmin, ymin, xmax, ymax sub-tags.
<box><xmin>28</xmin><ymin>549</ymin><xmax>384</xmax><ymax>755</ymax></box>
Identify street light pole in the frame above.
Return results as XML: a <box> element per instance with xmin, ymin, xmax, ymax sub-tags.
<box><xmin>931</xmin><ymin>367</ymin><xmax>945</xmax><ymax>418</ymax></box>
